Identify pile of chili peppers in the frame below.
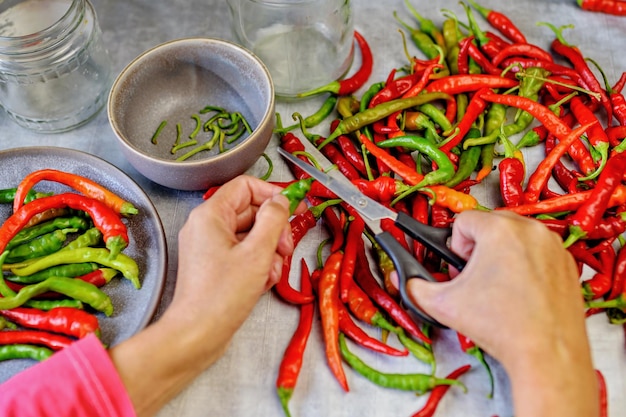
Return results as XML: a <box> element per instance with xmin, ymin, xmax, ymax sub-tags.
<box><xmin>206</xmin><ymin>2</ymin><xmax>626</xmax><ymax>415</ymax></box>
<box><xmin>0</xmin><ymin>169</ymin><xmax>141</xmax><ymax>363</ymax></box>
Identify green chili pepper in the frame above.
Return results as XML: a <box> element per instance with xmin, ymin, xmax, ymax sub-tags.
<box><xmin>275</xmin><ymin>95</ymin><xmax>338</xmax><ymax>134</ymax></box>
<box><xmin>6</xmin><ymin>228</ymin><xmax>78</xmax><ymax>263</ymax></box>
<box><xmin>463</xmin><ymin>102</ymin><xmax>507</xmax><ymax>149</ymax></box>
<box><xmin>280</xmin><ymin>178</ymin><xmax>314</xmax><ymax>215</ymax></box>
<box><xmin>396</xmin><ymin>329</ymin><xmax>436</xmax><ymax>369</ymax></box>
<box><xmin>7</xmin><ymin>216</ymin><xmax>91</xmax><ymax>251</ymax></box>
<box><xmin>6</xmin><ymin>263</ymin><xmax>99</xmax><ymax>285</ymax></box>
<box><xmin>11</xmin><ymin>248</ymin><xmax>140</xmax><ymax>289</ymax></box>
<box><xmin>360</xmin><ymin>82</ymin><xmax>385</xmax><ymax>113</ymax></box>
<box><xmin>319</xmin><ymin>92</ymin><xmax>453</xmax><ymax>148</ymax></box>
<box><xmin>419</xmin><ymin>103</ymin><xmax>453</xmax><ymax>133</ymax></box>
<box><xmin>59</xmin><ymin>227</ymin><xmax>103</xmax><ymax>253</ymax></box>
<box><xmin>0</xmin><ymin>188</ymin><xmax>51</xmax><ymax>205</ymax></box>
<box><xmin>339</xmin><ymin>333</ymin><xmax>465</xmax><ymax>393</ymax></box>
<box><xmin>0</xmin><ymin>344</ymin><xmax>53</xmax><ymax>362</ymax></box>
<box><xmin>0</xmin><ymin>252</ymin><xmax>97</xmax><ymax>313</ymax></box>
<box><xmin>0</xmin><ymin>276</ymin><xmax>112</xmax><ymax>315</ymax></box>
<box><xmin>151</xmin><ymin>120</ymin><xmax>167</xmax><ymax>145</ymax></box>
<box><xmin>394</xmin><ymin>12</ymin><xmax>441</xmax><ymax>60</ymax></box>
<box><xmin>377</xmin><ymin>135</ymin><xmax>456</xmax><ymax>187</ymax></box>
<box><xmin>445</xmin><ymin>128</ymin><xmax>483</xmax><ymax>187</ymax></box>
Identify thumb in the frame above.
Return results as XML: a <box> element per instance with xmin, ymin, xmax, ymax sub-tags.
<box><xmin>242</xmin><ymin>193</ymin><xmax>292</xmax><ymax>256</ymax></box>
<box><xmin>406</xmin><ymin>278</ymin><xmax>457</xmax><ymax>328</ymax></box>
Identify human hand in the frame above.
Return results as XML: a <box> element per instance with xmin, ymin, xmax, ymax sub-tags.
<box><xmin>404</xmin><ymin>210</ymin><xmax>598</xmax><ymax>417</ymax></box>
<box><xmin>169</xmin><ymin>175</ymin><xmax>305</xmax><ymax>339</ymax></box>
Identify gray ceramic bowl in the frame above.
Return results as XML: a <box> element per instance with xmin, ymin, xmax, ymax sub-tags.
<box><xmin>108</xmin><ymin>37</ymin><xmax>275</xmax><ymax>191</ymax></box>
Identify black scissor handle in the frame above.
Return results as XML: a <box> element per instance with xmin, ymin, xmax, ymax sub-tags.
<box><xmin>395</xmin><ymin>211</ymin><xmax>466</xmax><ymax>272</ymax></box>
<box><xmin>375</xmin><ymin>231</ymin><xmax>448</xmax><ymax>329</ymax></box>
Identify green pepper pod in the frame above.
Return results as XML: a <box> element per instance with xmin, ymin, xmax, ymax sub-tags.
<box><xmin>6</xmin><ymin>262</ymin><xmax>99</xmax><ymax>285</ymax></box>
<box><xmin>377</xmin><ymin>135</ymin><xmax>456</xmax><ymax>188</ymax></box>
<box><xmin>0</xmin><ymin>344</ymin><xmax>53</xmax><ymax>362</ymax></box>
<box><xmin>339</xmin><ymin>333</ymin><xmax>465</xmax><ymax>393</ymax></box>
<box><xmin>319</xmin><ymin>92</ymin><xmax>453</xmax><ymax>148</ymax></box>
<box><xmin>10</xmin><ymin>248</ymin><xmax>140</xmax><ymax>289</ymax></box>
<box><xmin>0</xmin><ymin>275</ymin><xmax>113</xmax><ymax>316</ymax></box>
<box><xmin>280</xmin><ymin>178</ymin><xmax>314</xmax><ymax>215</ymax></box>
<box><xmin>59</xmin><ymin>227</ymin><xmax>103</xmax><ymax>252</ymax></box>
<box><xmin>6</xmin><ymin>228</ymin><xmax>78</xmax><ymax>263</ymax></box>
<box><xmin>6</xmin><ymin>216</ymin><xmax>91</xmax><ymax>251</ymax></box>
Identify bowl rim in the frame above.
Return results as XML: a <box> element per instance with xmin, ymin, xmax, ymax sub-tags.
<box><xmin>107</xmin><ymin>36</ymin><xmax>275</xmax><ymax>168</ymax></box>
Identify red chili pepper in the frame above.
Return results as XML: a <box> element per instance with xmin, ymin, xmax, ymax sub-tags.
<box><xmin>13</xmin><ymin>169</ymin><xmax>138</xmax><ymax>216</ymax></box>
<box><xmin>501</xmin><ymin>58</ymin><xmax>588</xmax><ymax>90</ymax></box>
<box><xmin>0</xmin><ymin>193</ymin><xmax>129</xmax><ymax>257</ymax></box>
<box><xmin>523</xmin><ymin>122</ymin><xmax>595</xmax><ymax>204</ymax></box>
<box><xmin>546</xmin><ymin>27</ymin><xmax>613</xmax><ymax>121</ymax></box>
<box><xmin>425</xmin><ymin>74</ymin><xmax>518</xmax><ymax>95</ymax></box>
<box><xmin>501</xmin><ymin>184</ymin><xmax>626</xmax><ymax>216</ymax></box>
<box><xmin>567</xmin><ymin>241</ymin><xmax>604</xmax><ymax>273</ymax></box>
<box><xmin>587</xmin><ymin>215</ymin><xmax>626</xmax><ymax>240</ymax></box>
<box><xmin>421</xmin><ymin>185</ymin><xmax>482</xmax><ymax>213</ymax></box>
<box><xmin>339</xmin><ymin>215</ymin><xmax>365</xmax><ymax>303</ymax></box>
<box><xmin>0</xmin><ymin>307</ymin><xmax>100</xmax><ymax>338</ymax></box>
<box><xmin>411</xmin><ymin>364</ymin><xmax>472</xmax><ymax>417</ymax></box>
<box><xmin>491</xmin><ymin>43</ymin><xmax>554</xmax><ymax>67</ymax></box>
<box><xmin>606</xmin><ymin>125</ymin><xmax>626</xmax><ymax>147</ymax></box>
<box><xmin>359</xmin><ymin>134</ymin><xmax>424</xmax><ymax>186</ymax></box>
<box><xmin>440</xmin><ymin>89</ymin><xmax>489</xmax><ymax>153</ymax></box>
<box><xmin>411</xmin><ymin>193</ymin><xmax>430</xmax><ymax>263</ymax></box>
<box><xmin>457</xmin><ymin>332</ymin><xmax>494</xmax><ymax>398</ymax></box>
<box><xmin>499</xmin><ymin>157</ymin><xmax>525</xmax><ymax>208</ymax></box>
<box><xmin>352</xmin><ymin>177</ymin><xmax>405</xmax><ymax>203</ymax></box>
<box><xmin>337</xmin><ymin>134</ymin><xmax>368</xmax><ymax>176</ymax></box>
<box><xmin>402</xmin><ymin>62</ymin><xmax>444</xmax><ymax>98</ymax></box>
<box><xmin>564</xmin><ymin>151</ymin><xmax>626</xmax><ymax>247</ymax></box>
<box><xmin>297</xmin><ymin>30</ymin><xmax>373</xmax><ymax>97</ymax></box>
<box><xmin>582</xmin><ymin>243</ymin><xmax>615</xmax><ymax>300</ymax></box>
<box><xmin>466</xmin><ymin>41</ymin><xmax>504</xmax><ymax>76</ymax></box>
<box><xmin>276</xmin><ymin>259</ymin><xmax>314</xmax><ymax>416</ymax></box>
<box><xmin>0</xmin><ymin>329</ymin><xmax>74</xmax><ymax>351</ymax></box>
<box><xmin>369</xmin><ymin>73</ymin><xmax>421</xmax><ymax>108</ymax></box>
<box><xmin>578</xmin><ymin>0</ymin><xmax>626</xmax><ymax>15</ymax></box>
<box><xmin>467</xmin><ymin>0</ymin><xmax>527</xmax><ymax>44</ymax></box>
<box><xmin>608</xmin><ymin>243</ymin><xmax>626</xmax><ymax>301</ymax></box>
<box><xmin>275</xmin><ymin>202</ymin><xmax>337</xmax><ymax>305</ymax></box>
<box><xmin>338</xmin><ymin>303</ymin><xmax>408</xmax><ymax>357</ymax></box>
<box><xmin>354</xmin><ymin>240</ymin><xmax>431</xmax><ymax>345</ymax></box>
<box><xmin>313</xmin><ymin>136</ymin><xmax>361</xmax><ymax>181</ymax></box>
<box><xmin>545</xmin><ymin>135</ymin><xmax>583</xmax><ymax>194</ymax></box>
<box><xmin>570</xmin><ymin>96</ymin><xmax>610</xmax><ymax>164</ymax></box>
<box><xmin>318</xmin><ymin>250</ymin><xmax>349</xmax><ymax>391</ymax></box>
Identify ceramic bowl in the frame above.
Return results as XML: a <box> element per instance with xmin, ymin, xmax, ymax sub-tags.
<box><xmin>108</xmin><ymin>37</ymin><xmax>275</xmax><ymax>191</ymax></box>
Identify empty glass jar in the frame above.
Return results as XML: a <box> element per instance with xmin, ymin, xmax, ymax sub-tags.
<box><xmin>0</xmin><ymin>0</ymin><xmax>113</xmax><ymax>133</ymax></box>
<box><xmin>227</xmin><ymin>0</ymin><xmax>354</xmax><ymax>98</ymax></box>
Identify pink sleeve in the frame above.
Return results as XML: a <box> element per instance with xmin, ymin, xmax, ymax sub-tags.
<box><xmin>0</xmin><ymin>333</ymin><xmax>136</xmax><ymax>417</ymax></box>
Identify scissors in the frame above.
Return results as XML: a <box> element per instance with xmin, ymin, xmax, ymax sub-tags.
<box><xmin>277</xmin><ymin>141</ymin><xmax>466</xmax><ymax>328</ymax></box>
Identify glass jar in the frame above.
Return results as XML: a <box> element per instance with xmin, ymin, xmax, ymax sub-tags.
<box><xmin>227</xmin><ymin>0</ymin><xmax>354</xmax><ymax>98</ymax></box>
<box><xmin>0</xmin><ymin>0</ymin><xmax>113</xmax><ymax>133</ymax></box>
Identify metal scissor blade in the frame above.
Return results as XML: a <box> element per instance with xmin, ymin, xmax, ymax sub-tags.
<box><xmin>288</xmin><ymin>135</ymin><xmax>352</xmax><ymax>185</ymax></box>
<box><xmin>278</xmin><ymin>147</ymin><xmax>397</xmax><ymax>226</ymax></box>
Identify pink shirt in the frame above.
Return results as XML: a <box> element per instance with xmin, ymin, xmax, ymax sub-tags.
<box><xmin>0</xmin><ymin>333</ymin><xmax>136</xmax><ymax>417</ymax></box>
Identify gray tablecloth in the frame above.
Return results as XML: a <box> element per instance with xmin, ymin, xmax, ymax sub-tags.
<box><xmin>1</xmin><ymin>1</ymin><xmax>625</xmax><ymax>416</ymax></box>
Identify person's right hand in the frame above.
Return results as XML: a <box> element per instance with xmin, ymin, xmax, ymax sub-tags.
<box><xmin>405</xmin><ymin>210</ymin><xmax>599</xmax><ymax>417</ymax></box>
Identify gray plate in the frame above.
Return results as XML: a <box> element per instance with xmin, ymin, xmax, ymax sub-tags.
<box><xmin>0</xmin><ymin>146</ymin><xmax>167</xmax><ymax>383</ymax></box>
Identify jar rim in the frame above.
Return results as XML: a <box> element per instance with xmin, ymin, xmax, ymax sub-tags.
<box><xmin>0</xmin><ymin>0</ymin><xmax>83</xmax><ymax>50</ymax></box>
